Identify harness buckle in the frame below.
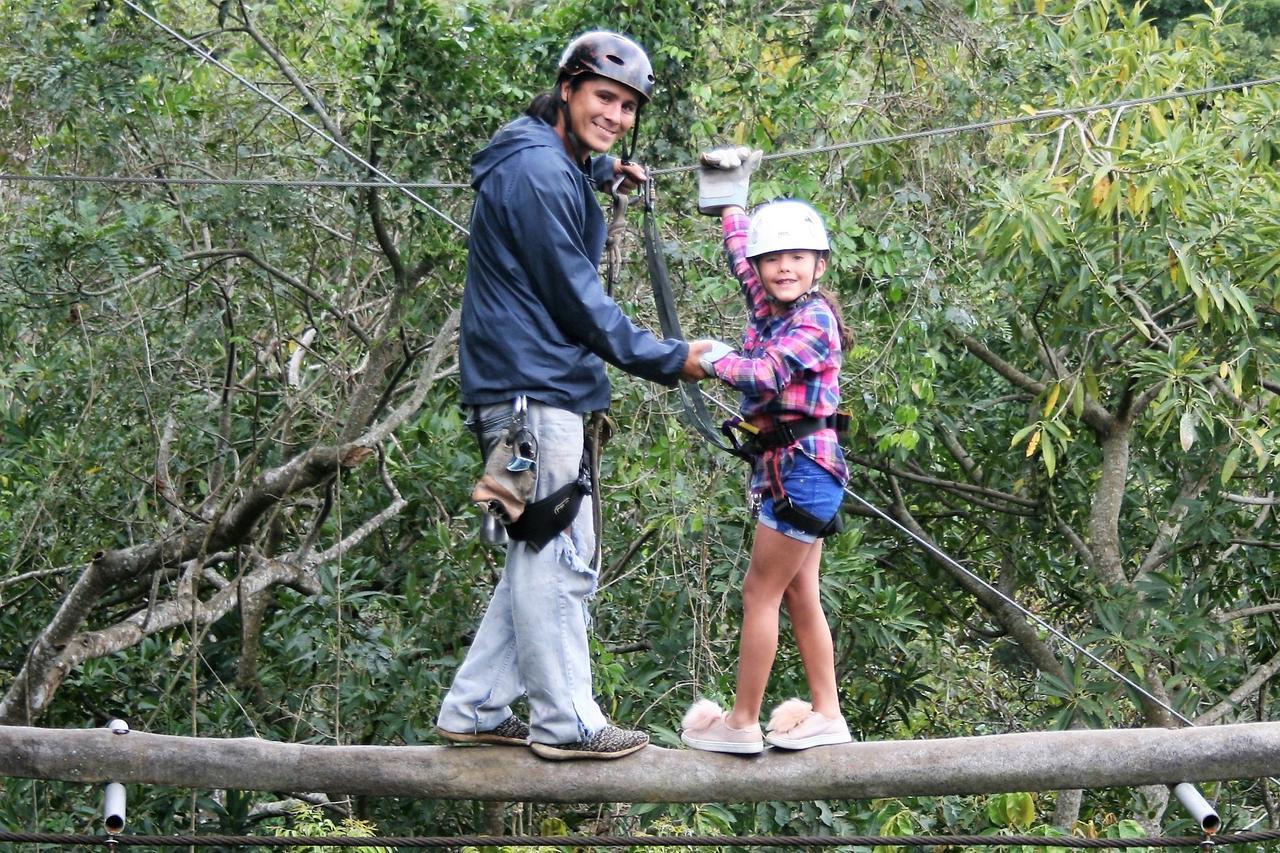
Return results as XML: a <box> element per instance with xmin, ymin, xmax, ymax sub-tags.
<box><xmin>505</xmin><ymin>396</ymin><xmax>537</xmax><ymax>472</ymax></box>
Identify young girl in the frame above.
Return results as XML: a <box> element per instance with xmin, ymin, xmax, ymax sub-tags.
<box><xmin>682</xmin><ymin>149</ymin><xmax>852</xmax><ymax>753</ymax></box>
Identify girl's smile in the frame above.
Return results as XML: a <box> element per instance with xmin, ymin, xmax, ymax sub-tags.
<box><xmin>756</xmin><ymin>250</ymin><xmax>827</xmax><ymax>306</ymax></box>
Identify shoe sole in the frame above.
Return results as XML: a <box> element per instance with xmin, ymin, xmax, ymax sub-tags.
<box><xmin>765</xmin><ymin>732</ymin><xmax>852</xmax><ymax>750</ymax></box>
<box><xmin>435</xmin><ymin>726</ymin><xmax>528</xmax><ymax>746</ymax></box>
<box><xmin>529</xmin><ymin>740</ymin><xmax>648</xmax><ymax>760</ymax></box>
<box><xmin>681</xmin><ymin>732</ymin><xmax>764</xmax><ymax>755</ymax></box>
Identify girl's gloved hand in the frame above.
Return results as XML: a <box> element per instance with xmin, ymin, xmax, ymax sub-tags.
<box><xmin>698</xmin><ymin>146</ymin><xmax>762</xmax><ymax>214</ymax></box>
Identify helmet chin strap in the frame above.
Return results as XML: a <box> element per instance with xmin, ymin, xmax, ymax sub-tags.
<box><xmin>765</xmin><ymin>287</ymin><xmax>818</xmax><ymax>308</ymax></box>
<box><xmin>622</xmin><ymin>107</ymin><xmax>642</xmax><ymax>163</ymax></box>
<box><xmin>751</xmin><ymin>259</ymin><xmax>820</xmax><ymax>308</ymax></box>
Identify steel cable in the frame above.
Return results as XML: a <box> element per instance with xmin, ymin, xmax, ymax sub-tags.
<box><xmin>114</xmin><ymin>0</ymin><xmax>470</xmax><ymax>236</ymax></box>
<box><xmin>6</xmin><ymin>75</ymin><xmax>1276</xmax><ymax>193</ymax></box>
<box><xmin>0</xmin><ymin>174</ymin><xmax>468</xmax><ymax>189</ymax></box>
<box><xmin>0</xmin><ymin>829</ymin><xmax>1265</xmax><ymax>848</ymax></box>
<box><xmin>650</xmin><ymin>75</ymin><xmax>1280</xmax><ymax>175</ymax></box>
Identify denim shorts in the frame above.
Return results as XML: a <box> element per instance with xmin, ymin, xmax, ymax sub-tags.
<box><xmin>759</xmin><ymin>452</ymin><xmax>845</xmax><ymax>544</ymax></box>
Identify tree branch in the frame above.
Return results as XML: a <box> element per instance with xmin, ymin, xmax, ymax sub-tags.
<box><xmin>1195</xmin><ymin>648</ymin><xmax>1280</xmax><ymax>727</ymax></box>
<box><xmin>956</xmin><ymin>334</ymin><xmax>1114</xmax><ymax>433</ymax></box>
<box><xmin>186</xmin><ymin>249</ymin><xmax>370</xmax><ymax>345</ymax></box>
<box><xmin>0</xmin><ymin>313</ymin><xmax>457</xmax><ymax>725</ymax></box>
<box><xmin>847</xmin><ymin>453</ymin><xmax>1038</xmax><ymax>509</ymax></box>
<box><xmin>1217</xmin><ymin>603</ymin><xmax>1280</xmax><ymax>623</ymax></box>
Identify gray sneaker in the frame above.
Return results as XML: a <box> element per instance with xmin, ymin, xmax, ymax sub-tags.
<box><xmin>529</xmin><ymin>725</ymin><xmax>649</xmax><ymax>760</ymax></box>
<box><xmin>436</xmin><ymin>715</ymin><xmax>530</xmax><ymax>746</ymax></box>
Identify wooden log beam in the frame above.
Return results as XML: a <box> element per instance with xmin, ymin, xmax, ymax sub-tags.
<box><xmin>4</xmin><ymin>722</ymin><xmax>1280</xmax><ymax>803</ymax></box>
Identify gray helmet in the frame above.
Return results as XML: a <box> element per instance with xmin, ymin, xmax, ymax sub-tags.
<box><xmin>558</xmin><ymin>31</ymin><xmax>655</xmax><ymax>104</ymax></box>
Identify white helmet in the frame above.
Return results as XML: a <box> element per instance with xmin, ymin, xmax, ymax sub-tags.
<box><xmin>746</xmin><ymin>200</ymin><xmax>830</xmax><ymax>259</ymax></box>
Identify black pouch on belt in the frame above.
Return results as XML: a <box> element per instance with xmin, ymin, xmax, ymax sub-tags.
<box><xmin>504</xmin><ymin>449</ymin><xmax>592</xmax><ymax>551</ymax></box>
<box><xmin>765</xmin><ymin>449</ymin><xmax>844</xmax><ymax>539</ymax></box>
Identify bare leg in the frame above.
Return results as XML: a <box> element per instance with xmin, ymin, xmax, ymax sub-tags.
<box><xmin>725</xmin><ymin>523</ymin><xmax>822</xmax><ymax>730</ymax></box>
<box><xmin>782</xmin><ymin>542</ymin><xmax>840</xmax><ymax>718</ymax></box>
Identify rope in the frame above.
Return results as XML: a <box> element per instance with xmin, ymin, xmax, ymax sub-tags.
<box><xmin>115</xmin><ymin>0</ymin><xmax>470</xmax><ymax>236</ymax></box>
<box><xmin>0</xmin><ymin>830</ymin><xmax>1263</xmax><ymax>848</ymax></box>
<box><xmin>840</xmin><ymin>483</ymin><xmax>1197</xmax><ymax>726</ymax></box>
<box><xmin>0</xmin><ymin>174</ymin><xmax>468</xmax><ymax>190</ymax></box>
<box><xmin>642</xmin><ymin>182</ymin><xmax>743</xmax><ymax>457</ymax></box>
<box><xmin>650</xmin><ymin>74</ymin><xmax>1280</xmax><ymax>175</ymax></box>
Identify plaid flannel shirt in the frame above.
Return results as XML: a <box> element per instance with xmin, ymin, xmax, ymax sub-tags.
<box><xmin>712</xmin><ymin>210</ymin><xmax>848</xmax><ymax>496</ymax></box>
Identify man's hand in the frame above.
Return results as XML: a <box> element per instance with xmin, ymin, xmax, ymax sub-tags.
<box><xmin>698</xmin><ymin>146</ymin><xmax>762</xmax><ymax>214</ymax></box>
<box><xmin>697</xmin><ymin>340</ymin><xmax>736</xmax><ymax>377</ymax></box>
<box><xmin>613</xmin><ymin>159</ymin><xmax>649</xmax><ymax>194</ymax></box>
<box><xmin>681</xmin><ymin>340</ymin><xmax>715</xmax><ymax>381</ymax></box>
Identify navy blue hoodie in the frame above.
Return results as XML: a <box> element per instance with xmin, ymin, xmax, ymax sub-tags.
<box><xmin>458</xmin><ymin>116</ymin><xmax>688</xmax><ymax>413</ymax></box>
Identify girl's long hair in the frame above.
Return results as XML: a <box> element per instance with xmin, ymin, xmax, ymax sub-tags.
<box><xmin>815</xmin><ymin>277</ymin><xmax>853</xmax><ymax>354</ymax></box>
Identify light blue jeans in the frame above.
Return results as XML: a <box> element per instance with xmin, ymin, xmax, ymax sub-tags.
<box><xmin>436</xmin><ymin>401</ymin><xmax>607</xmax><ymax>745</ymax></box>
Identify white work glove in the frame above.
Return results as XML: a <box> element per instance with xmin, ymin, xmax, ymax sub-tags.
<box><xmin>698</xmin><ymin>340</ymin><xmax>736</xmax><ymax>376</ymax></box>
<box><xmin>698</xmin><ymin>146</ymin><xmax>762</xmax><ymax>215</ymax></box>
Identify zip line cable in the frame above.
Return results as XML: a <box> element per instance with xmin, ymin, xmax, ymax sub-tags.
<box><xmin>0</xmin><ymin>174</ymin><xmax>469</xmax><ymax>190</ymax></box>
<box><xmin>115</xmin><ymin>0</ymin><xmax>470</xmax><ymax>236</ymax></box>
<box><xmin>6</xmin><ymin>74</ymin><xmax>1278</xmax><ymax>192</ymax></box>
<box><xmin>651</xmin><ymin>73</ymin><xmax>1280</xmax><ymax>175</ymax></box>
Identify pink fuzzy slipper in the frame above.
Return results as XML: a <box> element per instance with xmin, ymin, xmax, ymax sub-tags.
<box><xmin>681</xmin><ymin>699</ymin><xmax>725</xmax><ymax>732</ymax></box>
<box><xmin>765</xmin><ymin>698</ymin><xmax>851</xmax><ymax>750</ymax></box>
<box><xmin>766</xmin><ymin>698</ymin><xmax>814</xmax><ymax>735</ymax></box>
<box><xmin>680</xmin><ymin>699</ymin><xmax>763</xmax><ymax>755</ymax></box>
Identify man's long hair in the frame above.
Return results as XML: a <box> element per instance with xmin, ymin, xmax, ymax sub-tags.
<box><xmin>525</xmin><ymin>74</ymin><xmax>585</xmax><ymax>125</ymax></box>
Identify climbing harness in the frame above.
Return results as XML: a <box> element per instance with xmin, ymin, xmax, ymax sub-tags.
<box><xmin>720</xmin><ymin>413</ymin><xmax>849</xmax><ymax>458</ymax></box>
<box><xmin>503</xmin><ymin>457</ymin><xmax>591</xmax><ymax>552</ymax></box>
<box><xmin>716</xmin><ymin>414</ymin><xmax>851</xmax><ymax>538</ymax></box>
<box><xmin>469</xmin><ymin>397</ymin><xmax>594</xmax><ymax>553</ymax></box>
<box><xmin>469</xmin><ymin>396</ymin><xmax>537</xmax><ymax>526</ymax></box>
<box><xmin>764</xmin><ymin>432</ymin><xmax>849</xmax><ymax>540</ymax></box>
<box><xmin>767</xmin><ymin>467</ymin><xmax>845</xmax><ymax>538</ymax></box>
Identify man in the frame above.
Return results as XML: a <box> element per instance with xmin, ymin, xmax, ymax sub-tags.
<box><xmin>435</xmin><ymin>31</ymin><xmax>713</xmax><ymax>760</ymax></box>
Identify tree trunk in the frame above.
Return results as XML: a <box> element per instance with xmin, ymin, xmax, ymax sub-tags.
<box><xmin>5</xmin><ymin>722</ymin><xmax>1280</xmax><ymax>803</ymax></box>
<box><xmin>1088</xmin><ymin>428</ymin><xmax>1132</xmax><ymax>587</ymax></box>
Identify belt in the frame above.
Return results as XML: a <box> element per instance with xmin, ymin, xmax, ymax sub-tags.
<box><xmin>722</xmin><ymin>413</ymin><xmax>847</xmax><ymax>457</ymax></box>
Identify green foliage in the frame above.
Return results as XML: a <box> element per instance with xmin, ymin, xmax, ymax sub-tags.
<box><xmin>271</xmin><ymin>802</ymin><xmax>388</xmax><ymax>853</ymax></box>
<box><xmin>3</xmin><ymin>0</ymin><xmax>1280</xmax><ymax>845</ymax></box>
